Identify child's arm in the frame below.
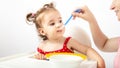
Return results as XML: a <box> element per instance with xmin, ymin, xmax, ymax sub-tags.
<box><xmin>86</xmin><ymin>47</ymin><xmax>105</xmax><ymax>68</ymax></box>
<box><xmin>34</xmin><ymin>42</ymin><xmax>46</xmax><ymax>60</ymax></box>
<box><xmin>68</xmin><ymin>39</ymin><xmax>105</xmax><ymax>68</ymax></box>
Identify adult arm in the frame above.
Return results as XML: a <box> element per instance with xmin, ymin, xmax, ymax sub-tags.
<box><xmin>72</xmin><ymin>5</ymin><xmax>119</xmax><ymax>52</ymax></box>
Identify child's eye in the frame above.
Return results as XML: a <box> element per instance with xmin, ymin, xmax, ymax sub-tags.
<box><xmin>59</xmin><ymin>20</ymin><xmax>62</xmax><ymax>23</ymax></box>
<box><xmin>50</xmin><ymin>22</ymin><xmax>55</xmax><ymax>26</ymax></box>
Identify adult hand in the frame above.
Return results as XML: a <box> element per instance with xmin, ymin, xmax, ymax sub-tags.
<box><xmin>72</xmin><ymin>5</ymin><xmax>96</xmax><ymax>23</ymax></box>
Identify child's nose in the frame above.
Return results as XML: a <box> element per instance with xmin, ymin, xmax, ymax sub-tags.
<box><xmin>55</xmin><ymin>23</ymin><xmax>62</xmax><ymax>28</ymax></box>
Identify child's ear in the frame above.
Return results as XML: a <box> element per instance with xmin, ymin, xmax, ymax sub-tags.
<box><xmin>38</xmin><ymin>28</ymin><xmax>45</xmax><ymax>35</ymax></box>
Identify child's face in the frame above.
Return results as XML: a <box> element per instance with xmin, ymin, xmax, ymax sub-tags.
<box><xmin>40</xmin><ymin>10</ymin><xmax>65</xmax><ymax>39</ymax></box>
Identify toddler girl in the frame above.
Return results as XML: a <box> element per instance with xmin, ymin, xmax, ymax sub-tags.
<box><xmin>26</xmin><ymin>2</ymin><xmax>105</xmax><ymax>68</ymax></box>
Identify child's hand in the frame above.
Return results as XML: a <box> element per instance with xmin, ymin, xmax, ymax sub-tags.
<box><xmin>34</xmin><ymin>53</ymin><xmax>46</xmax><ymax>60</ymax></box>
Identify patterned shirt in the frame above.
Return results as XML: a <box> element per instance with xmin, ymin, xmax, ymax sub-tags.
<box><xmin>37</xmin><ymin>37</ymin><xmax>73</xmax><ymax>55</ymax></box>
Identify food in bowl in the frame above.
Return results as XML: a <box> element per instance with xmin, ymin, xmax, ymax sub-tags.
<box><xmin>45</xmin><ymin>53</ymin><xmax>87</xmax><ymax>68</ymax></box>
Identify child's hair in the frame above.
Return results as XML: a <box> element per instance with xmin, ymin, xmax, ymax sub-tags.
<box><xmin>26</xmin><ymin>2</ymin><xmax>57</xmax><ymax>40</ymax></box>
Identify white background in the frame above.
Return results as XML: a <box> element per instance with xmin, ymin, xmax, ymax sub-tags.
<box><xmin>0</xmin><ymin>0</ymin><xmax>120</xmax><ymax>68</ymax></box>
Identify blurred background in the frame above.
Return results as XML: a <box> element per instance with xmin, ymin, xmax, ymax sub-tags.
<box><xmin>0</xmin><ymin>0</ymin><xmax>120</xmax><ymax>68</ymax></box>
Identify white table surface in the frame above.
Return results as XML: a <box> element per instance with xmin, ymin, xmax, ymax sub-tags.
<box><xmin>0</xmin><ymin>52</ymin><xmax>97</xmax><ymax>68</ymax></box>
